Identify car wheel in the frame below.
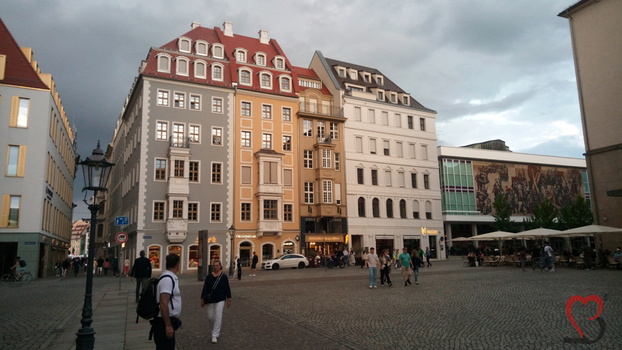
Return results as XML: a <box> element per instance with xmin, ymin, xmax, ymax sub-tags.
<box><xmin>272</xmin><ymin>263</ymin><xmax>279</xmax><ymax>270</ymax></box>
<box><xmin>298</xmin><ymin>262</ymin><xmax>305</xmax><ymax>269</ymax></box>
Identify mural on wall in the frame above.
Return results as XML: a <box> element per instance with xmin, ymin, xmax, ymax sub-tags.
<box><xmin>473</xmin><ymin>161</ymin><xmax>584</xmax><ymax>215</ymax></box>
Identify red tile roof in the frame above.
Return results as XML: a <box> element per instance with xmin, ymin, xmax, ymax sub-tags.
<box><xmin>0</xmin><ymin>19</ymin><xmax>48</xmax><ymax>90</ymax></box>
<box><xmin>140</xmin><ymin>24</ymin><xmax>299</xmax><ymax>97</ymax></box>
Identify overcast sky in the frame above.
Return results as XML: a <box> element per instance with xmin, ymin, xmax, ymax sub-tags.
<box><xmin>3</xmin><ymin>0</ymin><xmax>583</xmax><ymax>219</ymax></box>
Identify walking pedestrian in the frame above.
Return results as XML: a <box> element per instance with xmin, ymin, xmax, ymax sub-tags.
<box><xmin>124</xmin><ymin>257</ymin><xmax>130</xmax><ymax>276</ymax></box>
<box><xmin>425</xmin><ymin>247</ymin><xmax>432</xmax><ymax>267</ymax></box>
<box><xmin>543</xmin><ymin>241</ymin><xmax>555</xmax><ymax>272</ymax></box>
<box><xmin>61</xmin><ymin>258</ymin><xmax>71</xmax><ymax>277</ymax></box>
<box><xmin>130</xmin><ymin>250</ymin><xmax>153</xmax><ymax>302</ymax></box>
<box><xmin>201</xmin><ymin>260</ymin><xmax>232</xmax><ymax>344</ymax></box>
<box><xmin>398</xmin><ymin>248</ymin><xmax>414</xmax><ymax>286</ymax></box>
<box><xmin>360</xmin><ymin>249</ymin><xmax>369</xmax><ymax>269</ymax></box>
<box><xmin>235</xmin><ymin>255</ymin><xmax>241</xmax><ymax>280</ymax></box>
<box><xmin>343</xmin><ymin>248</ymin><xmax>349</xmax><ymax>267</ymax></box>
<box><xmin>250</xmin><ymin>252</ymin><xmax>258</xmax><ymax>276</ymax></box>
<box><xmin>73</xmin><ymin>257</ymin><xmax>80</xmax><ymax>277</ymax></box>
<box><xmin>411</xmin><ymin>250</ymin><xmax>421</xmax><ymax>285</ymax></box>
<box><xmin>103</xmin><ymin>258</ymin><xmax>111</xmax><ymax>276</ymax></box>
<box><xmin>151</xmin><ymin>254</ymin><xmax>182</xmax><ymax>350</ymax></box>
<box><xmin>349</xmin><ymin>250</ymin><xmax>355</xmax><ymax>267</ymax></box>
<box><xmin>366</xmin><ymin>247</ymin><xmax>380</xmax><ymax>288</ymax></box>
<box><xmin>518</xmin><ymin>247</ymin><xmax>527</xmax><ymax>272</ymax></box>
<box><xmin>380</xmin><ymin>249</ymin><xmax>392</xmax><ymax>287</ymax></box>
<box><xmin>531</xmin><ymin>245</ymin><xmax>541</xmax><ymax>271</ymax></box>
<box><xmin>97</xmin><ymin>256</ymin><xmax>104</xmax><ymax>276</ymax></box>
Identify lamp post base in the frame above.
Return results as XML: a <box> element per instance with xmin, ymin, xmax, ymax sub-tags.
<box><xmin>75</xmin><ymin>328</ymin><xmax>95</xmax><ymax>349</ymax></box>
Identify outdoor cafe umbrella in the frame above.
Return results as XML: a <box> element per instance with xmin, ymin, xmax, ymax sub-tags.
<box><xmin>469</xmin><ymin>231</ymin><xmax>517</xmax><ymax>255</ymax></box>
<box><xmin>450</xmin><ymin>237</ymin><xmax>473</xmax><ymax>242</ymax></box>
<box><xmin>513</xmin><ymin>227</ymin><xmax>563</xmax><ymax>239</ymax></box>
<box><xmin>561</xmin><ymin>224</ymin><xmax>622</xmax><ymax>250</ymax></box>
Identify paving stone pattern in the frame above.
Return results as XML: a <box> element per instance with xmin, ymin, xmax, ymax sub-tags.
<box><xmin>1</xmin><ymin>260</ymin><xmax>620</xmax><ymax>350</ymax></box>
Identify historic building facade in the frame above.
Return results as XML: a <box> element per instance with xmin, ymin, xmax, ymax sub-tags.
<box><xmin>309</xmin><ymin>51</ymin><xmax>444</xmax><ymax>259</ymax></box>
<box><xmin>0</xmin><ymin>19</ymin><xmax>76</xmax><ymax>277</ymax></box>
<box><xmin>439</xmin><ymin>144</ymin><xmax>589</xmax><ymax>250</ymax></box>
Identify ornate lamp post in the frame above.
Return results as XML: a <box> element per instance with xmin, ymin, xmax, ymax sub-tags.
<box><xmin>75</xmin><ymin>142</ymin><xmax>115</xmax><ymax>350</ymax></box>
<box><xmin>228</xmin><ymin>225</ymin><xmax>235</xmax><ymax>277</ymax></box>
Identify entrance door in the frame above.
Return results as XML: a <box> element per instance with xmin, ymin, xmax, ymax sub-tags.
<box><xmin>428</xmin><ymin>236</ymin><xmax>437</xmax><ymax>259</ymax></box>
<box><xmin>239</xmin><ymin>242</ymin><xmax>251</xmax><ymax>267</ymax></box>
<box><xmin>375</xmin><ymin>239</ymin><xmax>394</xmax><ymax>254</ymax></box>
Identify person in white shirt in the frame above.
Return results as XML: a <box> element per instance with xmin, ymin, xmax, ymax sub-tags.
<box><xmin>153</xmin><ymin>254</ymin><xmax>182</xmax><ymax>350</ymax></box>
<box><xmin>366</xmin><ymin>248</ymin><xmax>381</xmax><ymax>288</ymax></box>
<box><xmin>544</xmin><ymin>242</ymin><xmax>555</xmax><ymax>272</ymax></box>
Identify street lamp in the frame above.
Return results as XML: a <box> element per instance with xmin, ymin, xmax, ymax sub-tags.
<box><xmin>75</xmin><ymin>142</ymin><xmax>114</xmax><ymax>350</ymax></box>
<box><xmin>228</xmin><ymin>225</ymin><xmax>235</xmax><ymax>277</ymax></box>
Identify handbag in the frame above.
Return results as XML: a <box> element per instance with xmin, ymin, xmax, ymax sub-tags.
<box><xmin>206</xmin><ymin>273</ymin><xmax>223</xmax><ymax>302</ymax></box>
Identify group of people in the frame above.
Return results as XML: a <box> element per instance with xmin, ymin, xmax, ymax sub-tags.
<box><xmin>361</xmin><ymin>247</ymin><xmax>426</xmax><ymax>288</ymax></box>
<box><xmin>131</xmin><ymin>250</ymin><xmax>232</xmax><ymax>349</ymax></box>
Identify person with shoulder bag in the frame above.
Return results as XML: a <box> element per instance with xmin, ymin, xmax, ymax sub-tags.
<box><xmin>201</xmin><ymin>260</ymin><xmax>232</xmax><ymax>344</ymax></box>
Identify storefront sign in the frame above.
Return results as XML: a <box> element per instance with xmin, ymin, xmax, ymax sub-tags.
<box><xmin>24</xmin><ymin>241</ymin><xmax>37</xmax><ymax>245</ymax></box>
<box><xmin>236</xmin><ymin>234</ymin><xmax>257</xmax><ymax>239</ymax></box>
<box><xmin>306</xmin><ymin>234</ymin><xmax>344</xmax><ymax>243</ymax></box>
<box><xmin>421</xmin><ymin>227</ymin><xmax>441</xmax><ymax>235</ymax></box>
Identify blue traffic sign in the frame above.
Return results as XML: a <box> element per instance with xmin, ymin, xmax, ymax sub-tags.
<box><xmin>115</xmin><ymin>216</ymin><xmax>129</xmax><ymax>226</ymax></box>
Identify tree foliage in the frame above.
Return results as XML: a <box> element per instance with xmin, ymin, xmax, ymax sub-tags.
<box><xmin>492</xmin><ymin>194</ymin><xmax>515</xmax><ymax>232</ymax></box>
<box><xmin>524</xmin><ymin>198</ymin><xmax>558</xmax><ymax>229</ymax></box>
<box><xmin>557</xmin><ymin>195</ymin><xmax>593</xmax><ymax>230</ymax></box>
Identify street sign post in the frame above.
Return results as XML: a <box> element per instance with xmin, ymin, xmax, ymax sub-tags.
<box><xmin>115</xmin><ymin>216</ymin><xmax>128</xmax><ymax>226</ymax></box>
<box><xmin>115</xmin><ymin>232</ymin><xmax>128</xmax><ymax>245</ymax></box>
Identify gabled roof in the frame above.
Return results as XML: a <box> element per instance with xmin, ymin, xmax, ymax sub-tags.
<box><xmin>0</xmin><ymin>19</ymin><xmax>48</xmax><ymax>90</ymax></box>
<box><xmin>291</xmin><ymin>66</ymin><xmax>331</xmax><ymax>95</ymax></box>
<box><xmin>324</xmin><ymin>56</ymin><xmax>435</xmax><ymax>112</ymax></box>
<box><xmin>140</xmin><ymin>23</ymin><xmax>298</xmax><ymax>97</ymax></box>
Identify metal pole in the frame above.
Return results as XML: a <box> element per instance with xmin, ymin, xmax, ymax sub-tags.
<box><xmin>228</xmin><ymin>230</ymin><xmax>234</xmax><ymax>277</ymax></box>
<box><xmin>76</xmin><ymin>198</ymin><xmax>99</xmax><ymax>349</ymax></box>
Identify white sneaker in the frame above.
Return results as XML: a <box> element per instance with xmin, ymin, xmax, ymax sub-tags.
<box><xmin>369</xmin><ymin>285</ymin><xmax>373</xmax><ymax>289</ymax></box>
<box><xmin>212</xmin><ymin>336</ymin><xmax>217</xmax><ymax>344</ymax></box>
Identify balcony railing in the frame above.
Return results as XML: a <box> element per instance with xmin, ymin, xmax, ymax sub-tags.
<box><xmin>299</xmin><ymin>102</ymin><xmax>343</xmax><ymax>118</ymax></box>
<box><xmin>169</xmin><ymin>136</ymin><xmax>191</xmax><ymax>148</ymax></box>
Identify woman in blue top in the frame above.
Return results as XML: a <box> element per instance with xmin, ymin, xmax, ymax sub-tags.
<box><xmin>200</xmin><ymin>260</ymin><xmax>232</xmax><ymax>344</ymax></box>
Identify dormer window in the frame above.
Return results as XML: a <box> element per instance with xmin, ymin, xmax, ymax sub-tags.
<box><xmin>255</xmin><ymin>53</ymin><xmax>266</xmax><ymax>66</ymax></box>
<box><xmin>157</xmin><ymin>54</ymin><xmax>171</xmax><ymax>73</ymax></box>
<box><xmin>212</xmin><ymin>44</ymin><xmax>224</xmax><ymax>59</ymax></box>
<box><xmin>260</xmin><ymin>72</ymin><xmax>272</xmax><ymax>89</ymax></box>
<box><xmin>338</xmin><ymin>68</ymin><xmax>346</xmax><ymax>78</ymax></box>
<box><xmin>212</xmin><ymin>64</ymin><xmax>224</xmax><ymax>81</ymax></box>
<box><xmin>195</xmin><ymin>41</ymin><xmax>208</xmax><ymax>56</ymax></box>
<box><xmin>274</xmin><ymin>56</ymin><xmax>285</xmax><ymax>70</ymax></box>
<box><xmin>375</xmin><ymin>75</ymin><xmax>384</xmax><ymax>85</ymax></box>
<box><xmin>390</xmin><ymin>93</ymin><xmax>397</xmax><ymax>103</ymax></box>
<box><xmin>239</xmin><ymin>68</ymin><xmax>252</xmax><ymax>85</ymax></box>
<box><xmin>362</xmin><ymin>73</ymin><xmax>371</xmax><ymax>82</ymax></box>
<box><xmin>377</xmin><ymin>91</ymin><xmax>384</xmax><ymax>101</ymax></box>
<box><xmin>279</xmin><ymin>76</ymin><xmax>292</xmax><ymax>92</ymax></box>
<box><xmin>178</xmin><ymin>37</ymin><xmax>191</xmax><ymax>53</ymax></box>
<box><xmin>194</xmin><ymin>60</ymin><xmax>207</xmax><ymax>78</ymax></box>
<box><xmin>235</xmin><ymin>49</ymin><xmax>247</xmax><ymax>63</ymax></box>
<box><xmin>349</xmin><ymin>69</ymin><xmax>358</xmax><ymax>80</ymax></box>
<box><xmin>176</xmin><ymin>57</ymin><xmax>189</xmax><ymax>76</ymax></box>
<box><xmin>402</xmin><ymin>95</ymin><xmax>410</xmax><ymax>105</ymax></box>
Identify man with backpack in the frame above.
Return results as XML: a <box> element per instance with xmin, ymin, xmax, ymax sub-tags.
<box><xmin>130</xmin><ymin>250</ymin><xmax>152</xmax><ymax>302</ymax></box>
<box><xmin>151</xmin><ymin>254</ymin><xmax>182</xmax><ymax>350</ymax></box>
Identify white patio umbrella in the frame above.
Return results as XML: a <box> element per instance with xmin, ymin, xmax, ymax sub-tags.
<box><xmin>450</xmin><ymin>237</ymin><xmax>473</xmax><ymax>242</ymax></box>
<box><xmin>561</xmin><ymin>224</ymin><xmax>622</xmax><ymax>251</ymax></box>
<box><xmin>469</xmin><ymin>231</ymin><xmax>519</xmax><ymax>256</ymax></box>
<box><xmin>513</xmin><ymin>227</ymin><xmax>563</xmax><ymax>239</ymax></box>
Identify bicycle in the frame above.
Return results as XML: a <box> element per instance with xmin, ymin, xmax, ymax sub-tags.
<box><xmin>1</xmin><ymin>271</ymin><xmax>33</xmax><ymax>286</ymax></box>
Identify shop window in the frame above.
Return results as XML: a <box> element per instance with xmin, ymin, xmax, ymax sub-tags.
<box><xmin>262</xmin><ymin>244</ymin><xmax>274</xmax><ymax>260</ymax></box>
<box><xmin>149</xmin><ymin>246</ymin><xmax>161</xmax><ymax>269</ymax></box>
<box><xmin>188</xmin><ymin>245</ymin><xmax>198</xmax><ymax>268</ymax></box>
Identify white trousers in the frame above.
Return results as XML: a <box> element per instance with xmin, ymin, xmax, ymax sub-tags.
<box><xmin>206</xmin><ymin>300</ymin><xmax>225</xmax><ymax>337</ymax></box>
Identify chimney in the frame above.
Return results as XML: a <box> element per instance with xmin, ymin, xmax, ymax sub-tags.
<box><xmin>259</xmin><ymin>29</ymin><xmax>269</xmax><ymax>44</ymax></box>
<box><xmin>223</xmin><ymin>21</ymin><xmax>233</xmax><ymax>37</ymax></box>
<box><xmin>191</xmin><ymin>22</ymin><xmax>200</xmax><ymax>29</ymax></box>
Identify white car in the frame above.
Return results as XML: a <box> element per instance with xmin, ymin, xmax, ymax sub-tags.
<box><xmin>262</xmin><ymin>254</ymin><xmax>309</xmax><ymax>270</ymax></box>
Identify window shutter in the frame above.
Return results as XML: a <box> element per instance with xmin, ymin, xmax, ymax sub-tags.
<box><xmin>17</xmin><ymin>146</ymin><xmax>26</xmax><ymax>177</ymax></box>
<box><xmin>10</xmin><ymin>96</ymin><xmax>19</xmax><ymax>127</ymax></box>
<box><xmin>0</xmin><ymin>195</ymin><xmax>10</xmax><ymax>227</ymax></box>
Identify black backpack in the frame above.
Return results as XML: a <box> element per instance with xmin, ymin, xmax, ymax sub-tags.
<box><xmin>19</xmin><ymin>260</ymin><xmax>26</xmax><ymax>267</ymax></box>
<box><xmin>136</xmin><ymin>275</ymin><xmax>174</xmax><ymax>323</ymax></box>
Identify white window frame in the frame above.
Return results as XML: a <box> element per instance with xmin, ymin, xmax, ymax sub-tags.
<box><xmin>282</xmin><ymin>107</ymin><xmax>292</xmax><ymax>122</ymax></box>
<box><xmin>194</xmin><ymin>60</ymin><xmax>207</xmax><ymax>79</ymax></box>
<box><xmin>239</xmin><ymin>68</ymin><xmax>252</xmax><ymax>86</ymax></box>
<box><xmin>157</xmin><ymin>54</ymin><xmax>171</xmax><ymax>73</ymax></box>
<box><xmin>212</xmin><ymin>127</ymin><xmax>223</xmax><ymax>146</ymax></box>
<box><xmin>260</xmin><ymin>72</ymin><xmax>272</xmax><ymax>89</ymax></box>
<box><xmin>212</xmin><ymin>44</ymin><xmax>224</xmax><ymax>59</ymax></box>
<box><xmin>190</xmin><ymin>94</ymin><xmax>201</xmax><ymax>111</ymax></box>
<box><xmin>210</xmin><ymin>202</ymin><xmax>223</xmax><ymax>223</ymax></box>
<box><xmin>178</xmin><ymin>37</ymin><xmax>191</xmax><ymax>53</ymax></box>
<box><xmin>274</xmin><ymin>56</ymin><xmax>285</xmax><ymax>70</ymax></box>
<box><xmin>235</xmin><ymin>49</ymin><xmax>247</xmax><ymax>63</ymax></box>
<box><xmin>176</xmin><ymin>57</ymin><xmax>189</xmax><ymax>76</ymax></box>
<box><xmin>157</xmin><ymin>90</ymin><xmax>170</xmax><ymax>106</ymax></box>
<box><xmin>304</xmin><ymin>182</ymin><xmax>314</xmax><ymax>204</ymax></box>
<box><xmin>189</xmin><ymin>124</ymin><xmax>201</xmax><ymax>143</ymax></box>
<box><xmin>322</xmin><ymin>180</ymin><xmax>333</xmax><ymax>204</ymax></box>
<box><xmin>262</xmin><ymin>104</ymin><xmax>272</xmax><ymax>119</ymax></box>
<box><xmin>262</xmin><ymin>133</ymin><xmax>273</xmax><ymax>149</ymax></box>
<box><xmin>303</xmin><ymin>150</ymin><xmax>313</xmax><ymax>169</ymax></box>
<box><xmin>195</xmin><ymin>40</ymin><xmax>208</xmax><ymax>56</ymax></box>
<box><xmin>255</xmin><ymin>52</ymin><xmax>266</xmax><ymax>66</ymax></box>
<box><xmin>212</xmin><ymin>97</ymin><xmax>224</xmax><ymax>114</ymax></box>
<box><xmin>212</xmin><ymin>64</ymin><xmax>224</xmax><ymax>81</ymax></box>
<box><xmin>322</xmin><ymin>149</ymin><xmax>332</xmax><ymax>168</ymax></box>
<box><xmin>156</xmin><ymin>121</ymin><xmax>168</xmax><ymax>141</ymax></box>
<box><xmin>241</xmin><ymin>131</ymin><xmax>251</xmax><ymax>147</ymax></box>
<box><xmin>279</xmin><ymin>76</ymin><xmax>292</xmax><ymax>92</ymax></box>
<box><xmin>174</xmin><ymin>92</ymin><xmax>186</xmax><ymax>109</ymax></box>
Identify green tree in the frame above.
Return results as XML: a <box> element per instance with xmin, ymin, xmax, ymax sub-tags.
<box><xmin>492</xmin><ymin>194</ymin><xmax>515</xmax><ymax>232</ymax></box>
<box><xmin>557</xmin><ymin>195</ymin><xmax>593</xmax><ymax>230</ymax></box>
<box><xmin>524</xmin><ymin>198</ymin><xmax>558</xmax><ymax>229</ymax></box>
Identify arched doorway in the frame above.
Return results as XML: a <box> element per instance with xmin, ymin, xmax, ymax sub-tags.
<box><xmin>239</xmin><ymin>241</ymin><xmax>252</xmax><ymax>267</ymax></box>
